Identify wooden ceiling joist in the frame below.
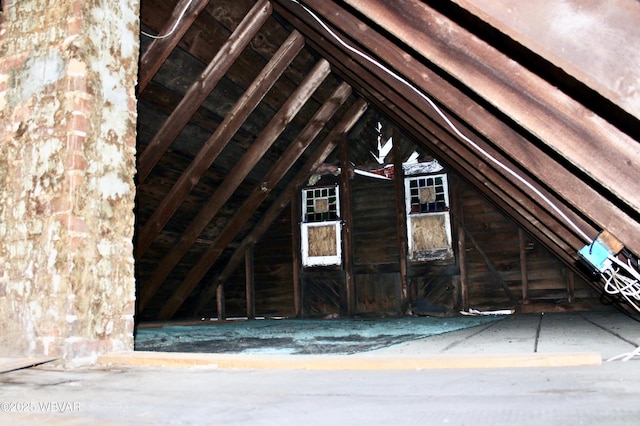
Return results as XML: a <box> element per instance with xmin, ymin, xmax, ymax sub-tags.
<box><xmin>138</xmin><ymin>58</ymin><xmax>332</xmax><ymax>313</ymax></box>
<box><xmin>137</xmin><ymin>0</ymin><xmax>272</xmax><ymax>183</ymax></box>
<box><xmin>136</xmin><ymin>30</ymin><xmax>305</xmax><ymax>259</ymax></box>
<box><xmin>138</xmin><ymin>0</ymin><xmax>211</xmax><ymax>93</ymax></box>
<box><xmin>157</xmin><ymin>82</ymin><xmax>355</xmax><ymax>319</ymax></box>
<box><xmin>191</xmin><ymin>98</ymin><xmax>370</xmax><ymax>317</ymax></box>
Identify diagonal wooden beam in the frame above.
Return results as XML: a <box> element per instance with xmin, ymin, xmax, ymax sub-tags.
<box><xmin>136</xmin><ymin>30</ymin><xmax>305</xmax><ymax>259</ymax></box>
<box><xmin>138</xmin><ymin>0</ymin><xmax>210</xmax><ymax>94</ymax></box>
<box><xmin>191</xmin><ymin>98</ymin><xmax>369</xmax><ymax>317</ymax></box>
<box><xmin>274</xmin><ymin>3</ymin><xmax>589</xmax><ymax>256</ymax></box>
<box><xmin>137</xmin><ymin>0</ymin><xmax>272</xmax><ymax>183</ymax></box>
<box><xmin>284</xmin><ymin>0</ymin><xmax>605</xmax><ymax>244</ymax></box>
<box><xmin>138</xmin><ymin>59</ymin><xmax>332</xmax><ymax>313</ymax></box>
<box><xmin>157</xmin><ymin>81</ymin><xmax>353</xmax><ymax>319</ymax></box>
<box><xmin>276</xmin><ymin>0</ymin><xmax>640</xmax><ymax>256</ymax></box>
<box><xmin>448</xmin><ymin>0</ymin><xmax>640</xmax><ymax>121</ymax></box>
<box><xmin>276</xmin><ymin>5</ymin><xmax>604</xmax><ymax>286</ymax></box>
<box><xmin>340</xmin><ymin>0</ymin><xmax>640</xmax><ymax>239</ymax></box>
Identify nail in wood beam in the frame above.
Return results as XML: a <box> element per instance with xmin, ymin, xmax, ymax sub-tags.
<box><xmin>140</xmin><ymin>59</ymin><xmax>332</xmax><ymax>314</ymax></box>
<box><xmin>136</xmin><ymin>30</ymin><xmax>305</xmax><ymax>258</ymax></box>
<box><xmin>138</xmin><ymin>0</ymin><xmax>210</xmax><ymax>94</ymax></box>
<box><xmin>137</xmin><ymin>0</ymin><xmax>272</xmax><ymax>183</ymax></box>
<box><xmin>191</xmin><ymin>99</ymin><xmax>369</xmax><ymax>317</ymax></box>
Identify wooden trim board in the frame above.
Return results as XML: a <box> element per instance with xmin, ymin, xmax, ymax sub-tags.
<box><xmin>98</xmin><ymin>351</ymin><xmax>602</xmax><ymax>370</ymax></box>
<box><xmin>0</xmin><ymin>357</ymin><xmax>58</xmax><ymax>374</ymax></box>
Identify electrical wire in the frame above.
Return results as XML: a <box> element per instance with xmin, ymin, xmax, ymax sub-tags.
<box><xmin>141</xmin><ymin>0</ymin><xmax>194</xmax><ymax>39</ymax></box>
<box><xmin>288</xmin><ymin>0</ymin><xmax>593</xmax><ymax>244</ymax></box>
<box><xmin>290</xmin><ymin>0</ymin><xmax>640</xmax><ymax>360</ymax></box>
<box><xmin>600</xmin><ymin>255</ymin><xmax>640</xmax><ymax>360</ymax></box>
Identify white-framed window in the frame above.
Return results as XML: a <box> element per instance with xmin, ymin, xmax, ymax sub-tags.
<box><xmin>404</xmin><ymin>174</ymin><xmax>453</xmax><ymax>261</ymax></box>
<box><xmin>301</xmin><ymin>185</ymin><xmax>342</xmax><ymax>266</ymax></box>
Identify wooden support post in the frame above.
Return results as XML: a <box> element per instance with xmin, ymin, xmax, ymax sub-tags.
<box><xmin>148</xmin><ymin>59</ymin><xmax>332</xmax><ymax>319</ymax></box>
<box><xmin>216</xmin><ymin>284</ymin><xmax>226</xmax><ymax>321</ymax></box>
<box><xmin>189</xmin><ymin>99</ymin><xmax>368</xmax><ymax>317</ymax></box>
<box><xmin>392</xmin><ymin>127</ymin><xmax>409</xmax><ymax>312</ymax></box>
<box><xmin>292</xmin><ymin>193</ymin><xmax>303</xmax><ymax>317</ymax></box>
<box><xmin>455</xmin><ymin>184</ymin><xmax>469</xmax><ymax>312</ymax></box>
<box><xmin>519</xmin><ymin>228</ymin><xmax>530</xmax><ymax>304</ymax></box>
<box><xmin>340</xmin><ymin>136</ymin><xmax>355</xmax><ymax>317</ymax></box>
<box><xmin>567</xmin><ymin>270</ymin><xmax>575</xmax><ymax>303</ymax></box>
<box><xmin>245</xmin><ymin>244</ymin><xmax>256</xmax><ymax>319</ymax></box>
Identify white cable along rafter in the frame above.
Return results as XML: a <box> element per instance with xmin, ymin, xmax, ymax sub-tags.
<box><xmin>288</xmin><ymin>0</ymin><xmax>592</xmax><ymax>244</ymax></box>
<box><xmin>141</xmin><ymin>0</ymin><xmax>195</xmax><ymax>39</ymax></box>
<box><xmin>289</xmin><ymin>0</ymin><xmax>640</xmax><ymax>360</ymax></box>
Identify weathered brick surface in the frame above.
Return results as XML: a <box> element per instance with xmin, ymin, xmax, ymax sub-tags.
<box><xmin>0</xmin><ymin>0</ymin><xmax>139</xmax><ymax>363</ymax></box>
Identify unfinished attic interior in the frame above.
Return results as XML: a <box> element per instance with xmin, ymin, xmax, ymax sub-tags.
<box><xmin>134</xmin><ymin>0</ymin><xmax>640</xmax><ymax>328</ymax></box>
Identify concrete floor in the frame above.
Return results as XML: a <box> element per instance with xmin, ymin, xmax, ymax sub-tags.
<box><xmin>1</xmin><ymin>310</ymin><xmax>640</xmax><ymax>425</ymax></box>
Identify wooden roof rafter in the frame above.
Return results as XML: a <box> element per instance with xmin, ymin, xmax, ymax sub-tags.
<box><xmin>136</xmin><ymin>29</ymin><xmax>306</xmax><ymax>259</ymax></box>
<box><xmin>158</xmin><ymin>82</ymin><xmax>356</xmax><ymax>319</ymax></box>
<box><xmin>272</xmin><ymin>2</ymin><xmax>590</xmax><ymax>257</ymax></box>
<box><xmin>138</xmin><ymin>58</ymin><xmax>332</xmax><ymax>314</ymax></box>
<box><xmin>137</xmin><ymin>0</ymin><xmax>272</xmax><ymax>183</ymax></box>
<box><xmin>191</xmin><ymin>98</ymin><xmax>370</xmax><ymax>317</ymax></box>
<box><xmin>273</xmin><ymin>0</ymin><xmax>640</xmax><ymax>254</ymax></box>
<box><xmin>138</xmin><ymin>0</ymin><xmax>211</xmax><ymax>93</ymax></box>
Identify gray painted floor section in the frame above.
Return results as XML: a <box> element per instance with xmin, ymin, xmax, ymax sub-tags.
<box><xmin>1</xmin><ymin>309</ymin><xmax>640</xmax><ymax>425</ymax></box>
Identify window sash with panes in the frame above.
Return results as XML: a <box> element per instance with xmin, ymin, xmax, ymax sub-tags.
<box><xmin>300</xmin><ymin>185</ymin><xmax>342</xmax><ymax>266</ymax></box>
<box><xmin>303</xmin><ymin>186</ymin><xmax>339</xmax><ymax>223</ymax></box>
<box><xmin>404</xmin><ymin>173</ymin><xmax>453</xmax><ymax>261</ymax></box>
<box><xmin>407</xmin><ymin>174</ymin><xmax>448</xmax><ymax>214</ymax></box>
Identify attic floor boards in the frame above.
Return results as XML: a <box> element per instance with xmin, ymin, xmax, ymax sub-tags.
<box><xmin>1</xmin><ymin>310</ymin><xmax>640</xmax><ymax>425</ymax></box>
<box><xmin>131</xmin><ymin>310</ymin><xmax>640</xmax><ymax>360</ymax></box>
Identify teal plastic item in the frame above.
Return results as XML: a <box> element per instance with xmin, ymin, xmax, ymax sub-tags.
<box><xmin>578</xmin><ymin>239</ymin><xmax>612</xmax><ymax>272</ymax></box>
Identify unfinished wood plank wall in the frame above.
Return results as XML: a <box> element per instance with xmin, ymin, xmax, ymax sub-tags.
<box><xmin>214</xmin><ymin>206</ymin><xmax>296</xmax><ymax>318</ymax></box>
<box><xmin>457</xmin><ymin>180</ymin><xmax>598</xmax><ymax>311</ymax></box>
<box><xmin>351</xmin><ymin>176</ymin><xmax>402</xmax><ymax>315</ymax></box>
<box><xmin>214</xmin><ymin>171</ymin><xmax>597</xmax><ymax>318</ymax></box>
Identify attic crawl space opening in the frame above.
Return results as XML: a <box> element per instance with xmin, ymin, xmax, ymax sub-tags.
<box><xmin>134</xmin><ymin>0</ymin><xmax>640</xmax><ymax>335</ymax></box>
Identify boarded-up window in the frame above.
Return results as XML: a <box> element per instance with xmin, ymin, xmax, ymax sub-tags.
<box><xmin>405</xmin><ymin>174</ymin><xmax>453</xmax><ymax>261</ymax></box>
<box><xmin>307</xmin><ymin>224</ymin><xmax>338</xmax><ymax>257</ymax></box>
<box><xmin>411</xmin><ymin>215</ymin><xmax>448</xmax><ymax>251</ymax></box>
<box><xmin>301</xmin><ymin>185</ymin><xmax>341</xmax><ymax>266</ymax></box>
